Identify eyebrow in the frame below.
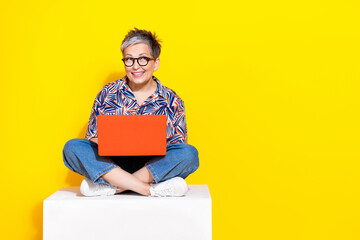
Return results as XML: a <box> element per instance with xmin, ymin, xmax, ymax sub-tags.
<box><xmin>125</xmin><ymin>52</ymin><xmax>149</xmax><ymax>57</ymax></box>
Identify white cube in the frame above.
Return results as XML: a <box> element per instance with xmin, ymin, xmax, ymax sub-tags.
<box><xmin>43</xmin><ymin>185</ymin><xmax>212</xmax><ymax>240</ymax></box>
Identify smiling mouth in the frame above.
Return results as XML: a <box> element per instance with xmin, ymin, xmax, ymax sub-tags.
<box><xmin>132</xmin><ymin>71</ymin><xmax>145</xmax><ymax>77</ymax></box>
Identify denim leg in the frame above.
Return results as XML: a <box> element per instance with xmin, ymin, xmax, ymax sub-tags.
<box><xmin>63</xmin><ymin>138</ymin><xmax>118</xmax><ymax>185</ymax></box>
<box><xmin>145</xmin><ymin>144</ymin><xmax>199</xmax><ymax>183</ymax></box>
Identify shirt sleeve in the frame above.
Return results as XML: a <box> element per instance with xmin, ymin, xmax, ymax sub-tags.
<box><xmin>85</xmin><ymin>87</ymin><xmax>108</xmax><ymax>139</ymax></box>
<box><xmin>167</xmin><ymin>97</ymin><xmax>188</xmax><ymax>144</ymax></box>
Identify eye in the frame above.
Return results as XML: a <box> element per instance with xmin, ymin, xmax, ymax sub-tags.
<box><xmin>125</xmin><ymin>57</ymin><xmax>134</xmax><ymax>61</ymax></box>
<box><xmin>138</xmin><ymin>57</ymin><xmax>150</xmax><ymax>65</ymax></box>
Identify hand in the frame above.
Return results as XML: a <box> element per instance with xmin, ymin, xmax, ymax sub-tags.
<box><xmin>90</xmin><ymin>137</ymin><xmax>98</xmax><ymax>144</ymax></box>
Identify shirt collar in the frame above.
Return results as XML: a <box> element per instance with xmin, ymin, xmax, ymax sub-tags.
<box><xmin>153</xmin><ymin>76</ymin><xmax>166</xmax><ymax>98</ymax></box>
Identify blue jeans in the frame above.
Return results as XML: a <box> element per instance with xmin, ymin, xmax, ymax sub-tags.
<box><xmin>63</xmin><ymin>139</ymin><xmax>199</xmax><ymax>185</ymax></box>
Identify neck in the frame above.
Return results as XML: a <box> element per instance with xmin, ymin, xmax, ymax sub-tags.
<box><xmin>127</xmin><ymin>77</ymin><xmax>156</xmax><ymax>93</ymax></box>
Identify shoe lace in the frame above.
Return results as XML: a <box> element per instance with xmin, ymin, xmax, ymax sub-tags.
<box><xmin>154</xmin><ymin>182</ymin><xmax>174</xmax><ymax>196</ymax></box>
<box><xmin>94</xmin><ymin>183</ymin><xmax>115</xmax><ymax>193</ymax></box>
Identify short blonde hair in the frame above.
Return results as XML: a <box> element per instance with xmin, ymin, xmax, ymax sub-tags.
<box><xmin>121</xmin><ymin>28</ymin><xmax>162</xmax><ymax>59</ymax></box>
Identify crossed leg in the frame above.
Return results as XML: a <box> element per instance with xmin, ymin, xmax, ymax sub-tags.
<box><xmin>63</xmin><ymin>138</ymin><xmax>199</xmax><ymax>196</ymax></box>
<box><xmin>102</xmin><ymin>166</ymin><xmax>153</xmax><ymax>195</ymax></box>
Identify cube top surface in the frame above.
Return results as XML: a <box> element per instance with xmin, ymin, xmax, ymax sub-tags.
<box><xmin>44</xmin><ymin>185</ymin><xmax>211</xmax><ymax>202</ymax></box>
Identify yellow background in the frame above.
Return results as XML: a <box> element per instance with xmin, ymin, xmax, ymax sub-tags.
<box><xmin>1</xmin><ymin>0</ymin><xmax>360</xmax><ymax>239</ymax></box>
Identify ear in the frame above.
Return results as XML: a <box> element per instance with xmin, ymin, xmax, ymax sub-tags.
<box><xmin>153</xmin><ymin>58</ymin><xmax>160</xmax><ymax>71</ymax></box>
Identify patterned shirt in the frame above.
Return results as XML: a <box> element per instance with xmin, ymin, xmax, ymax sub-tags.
<box><xmin>85</xmin><ymin>76</ymin><xmax>187</xmax><ymax>144</ymax></box>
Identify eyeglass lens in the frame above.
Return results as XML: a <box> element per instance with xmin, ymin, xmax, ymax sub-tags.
<box><xmin>123</xmin><ymin>57</ymin><xmax>151</xmax><ymax>67</ymax></box>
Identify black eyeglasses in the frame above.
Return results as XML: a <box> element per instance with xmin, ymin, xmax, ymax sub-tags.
<box><xmin>122</xmin><ymin>57</ymin><xmax>155</xmax><ymax>67</ymax></box>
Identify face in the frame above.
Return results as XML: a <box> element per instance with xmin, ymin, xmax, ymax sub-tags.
<box><xmin>123</xmin><ymin>43</ymin><xmax>160</xmax><ymax>87</ymax></box>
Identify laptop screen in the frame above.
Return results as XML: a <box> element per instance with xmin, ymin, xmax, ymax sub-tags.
<box><xmin>97</xmin><ymin>115</ymin><xmax>167</xmax><ymax>156</ymax></box>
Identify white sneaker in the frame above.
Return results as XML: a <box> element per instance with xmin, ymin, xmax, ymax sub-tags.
<box><xmin>80</xmin><ymin>178</ymin><xmax>117</xmax><ymax>197</ymax></box>
<box><xmin>149</xmin><ymin>177</ymin><xmax>189</xmax><ymax>197</ymax></box>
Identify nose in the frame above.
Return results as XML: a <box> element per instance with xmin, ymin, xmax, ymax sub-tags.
<box><xmin>132</xmin><ymin>59</ymin><xmax>140</xmax><ymax>69</ymax></box>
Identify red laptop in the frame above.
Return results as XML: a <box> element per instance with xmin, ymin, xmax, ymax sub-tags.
<box><xmin>97</xmin><ymin>115</ymin><xmax>167</xmax><ymax>156</ymax></box>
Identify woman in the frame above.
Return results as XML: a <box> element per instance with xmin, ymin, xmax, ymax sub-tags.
<box><xmin>63</xmin><ymin>28</ymin><xmax>199</xmax><ymax>197</ymax></box>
